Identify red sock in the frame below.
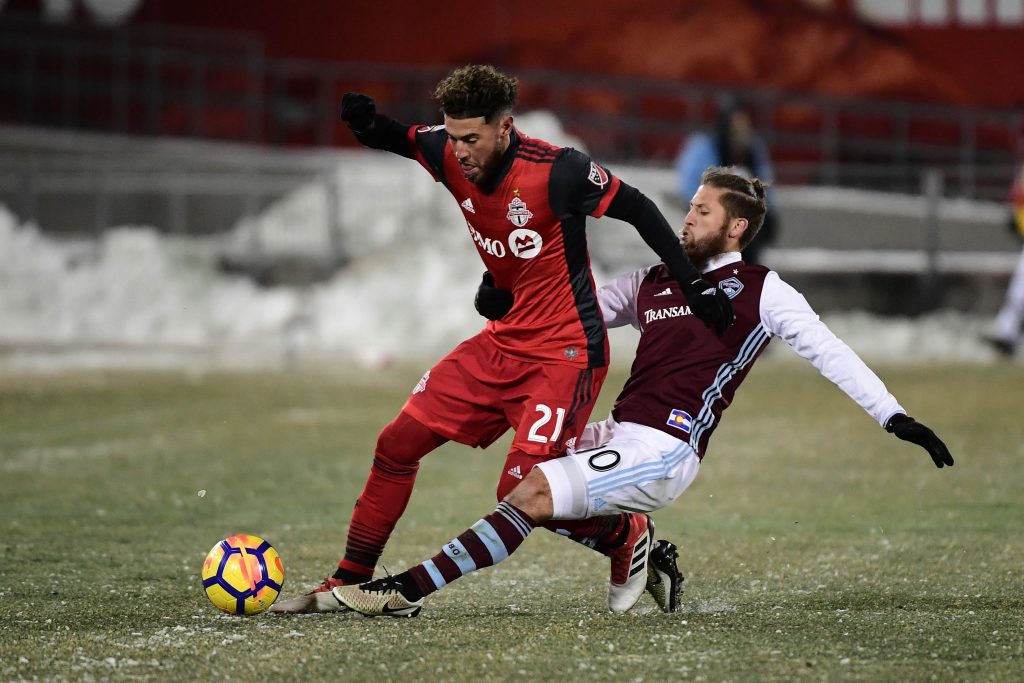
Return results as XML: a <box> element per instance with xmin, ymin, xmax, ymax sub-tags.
<box><xmin>542</xmin><ymin>513</ymin><xmax>633</xmax><ymax>556</ymax></box>
<box><xmin>338</xmin><ymin>411</ymin><xmax>447</xmax><ymax>578</ymax></box>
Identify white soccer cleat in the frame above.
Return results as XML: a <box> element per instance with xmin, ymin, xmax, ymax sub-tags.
<box><xmin>268</xmin><ymin>577</ymin><xmax>351</xmax><ymax>614</ymax></box>
<box><xmin>607</xmin><ymin>514</ymin><xmax>654</xmax><ymax>614</ymax></box>
<box><xmin>332</xmin><ymin>576</ymin><xmax>424</xmax><ymax>618</ymax></box>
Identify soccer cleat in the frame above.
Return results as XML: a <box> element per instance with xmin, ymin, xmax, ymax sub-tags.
<box><xmin>645</xmin><ymin>539</ymin><xmax>684</xmax><ymax>613</ymax></box>
<box><xmin>268</xmin><ymin>577</ymin><xmax>351</xmax><ymax>614</ymax></box>
<box><xmin>982</xmin><ymin>335</ymin><xmax>1016</xmax><ymax>358</ymax></box>
<box><xmin>607</xmin><ymin>513</ymin><xmax>654</xmax><ymax>614</ymax></box>
<box><xmin>332</xmin><ymin>575</ymin><xmax>424</xmax><ymax>618</ymax></box>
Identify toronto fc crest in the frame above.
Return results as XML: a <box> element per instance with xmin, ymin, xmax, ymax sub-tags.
<box><xmin>412</xmin><ymin>370</ymin><xmax>430</xmax><ymax>395</ymax></box>
<box><xmin>506</xmin><ymin>191</ymin><xmax>533</xmax><ymax>227</ymax></box>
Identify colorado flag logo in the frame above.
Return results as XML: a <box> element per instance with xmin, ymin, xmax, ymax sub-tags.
<box><xmin>666</xmin><ymin>408</ymin><xmax>692</xmax><ymax>433</ymax></box>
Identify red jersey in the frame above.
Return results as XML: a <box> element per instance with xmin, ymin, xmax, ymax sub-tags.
<box><xmin>408</xmin><ymin>126</ymin><xmax>620</xmax><ymax>369</ymax></box>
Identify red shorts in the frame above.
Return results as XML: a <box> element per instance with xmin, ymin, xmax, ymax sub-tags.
<box><xmin>402</xmin><ymin>332</ymin><xmax>607</xmax><ymax>459</ymax></box>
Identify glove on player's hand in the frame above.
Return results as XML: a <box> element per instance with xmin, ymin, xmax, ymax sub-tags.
<box><xmin>474</xmin><ymin>272</ymin><xmax>515</xmax><ymax>321</ymax></box>
<box><xmin>680</xmin><ymin>278</ymin><xmax>734</xmax><ymax>336</ymax></box>
<box><xmin>886</xmin><ymin>414</ymin><xmax>954</xmax><ymax>468</ymax></box>
<box><xmin>340</xmin><ymin>92</ymin><xmax>376</xmax><ymax>132</ymax></box>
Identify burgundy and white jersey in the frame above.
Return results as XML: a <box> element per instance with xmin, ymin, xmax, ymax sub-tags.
<box><xmin>599</xmin><ymin>252</ymin><xmax>905</xmax><ymax>458</ymax></box>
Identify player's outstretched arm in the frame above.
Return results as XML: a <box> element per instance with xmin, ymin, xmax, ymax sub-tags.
<box><xmin>340</xmin><ymin>92</ymin><xmax>414</xmax><ymax>157</ymax></box>
<box><xmin>605</xmin><ymin>183</ymin><xmax>734</xmax><ymax>335</ymax></box>
<box><xmin>885</xmin><ymin>414</ymin><xmax>955</xmax><ymax>468</ymax></box>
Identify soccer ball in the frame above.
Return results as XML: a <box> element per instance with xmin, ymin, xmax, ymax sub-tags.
<box><xmin>201</xmin><ymin>534</ymin><xmax>284</xmax><ymax>615</ymax></box>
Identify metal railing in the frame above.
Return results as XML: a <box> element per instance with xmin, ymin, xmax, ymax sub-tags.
<box><xmin>1</xmin><ymin>15</ymin><xmax>1021</xmax><ymax>201</ymax></box>
<box><xmin>0</xmin><ymin>125</ymin><xmax>344</xmax><ymax>240</ymax></box>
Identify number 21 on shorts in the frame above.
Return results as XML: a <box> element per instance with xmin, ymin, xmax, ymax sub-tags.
<box><xmin>526</xmin><ymin>403</ymin><xmax>566</xmax><ymax>444</ymax></box>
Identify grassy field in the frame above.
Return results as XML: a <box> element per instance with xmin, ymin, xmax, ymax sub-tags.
<box><xmin>1</xmin><ymin>359</ymin><xmax>1022</xmax><ymax>681</ymax></box>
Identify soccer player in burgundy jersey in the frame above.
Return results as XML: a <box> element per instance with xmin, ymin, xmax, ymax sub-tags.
<box><xmin>271</xmin><ymin>66</ymin><xmax>734</xmax><ymax>613</ymax></box>
<box><xmin>331</xmin><ymin>166</ymin><xmax>953</xmax><ymax>617</ymax></box>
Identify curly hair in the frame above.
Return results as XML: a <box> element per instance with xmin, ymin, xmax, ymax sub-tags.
<box><xmin>700</xmin><ymin>166</ymin><xmax>768</xmax><ymax>249</ymax></box>
<box><xmin>434</xmin><ymin>65</ymin><xmax>518</xmax><ymax>122</ymax></box>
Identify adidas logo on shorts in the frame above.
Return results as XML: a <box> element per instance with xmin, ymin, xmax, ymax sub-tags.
<box><xmin>507</xmin><ymin>465</ymin><xmax>523</xmax><ymax>480</ymax></box>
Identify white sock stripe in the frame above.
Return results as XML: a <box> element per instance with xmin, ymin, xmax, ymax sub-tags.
<box><xmin>497</xmin><ymin>501</ymin><xmax>530</xmax><ymax>526</ymax></box>
<box><xmin>442</xmin><ymin>537</ymin><xmax>478</xmax><ymax>574</ymax></box>
<box><xmin>470</xmin><ymin>518</ymin><xmax>510</xmax><ymax>563</ymax></box>
<box><xmin>421</xmin><ymin>559</ymin><xmax>447</xmax><ymax>590</ymax></box>
<box><xmin>495</xmin><ymin>502</ymin><xmax>533</xmax><ymax>538</ymax></box>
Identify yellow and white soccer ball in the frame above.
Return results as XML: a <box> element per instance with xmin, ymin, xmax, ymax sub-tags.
<box><xmin>201</xmin><ymin>534</ymin><xmax>284</xmax><ymax>615</ymax></box>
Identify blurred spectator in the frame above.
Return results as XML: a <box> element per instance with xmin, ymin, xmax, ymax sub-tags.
<box><xmin>985</xmin><ymin>156</ymin><xmax>1024</xmax><ymax>357</ymax></box>
<box><xmin>675</xmin><ymin>93</ymin><xmax>778</xmax><ymax>264</ymax></box>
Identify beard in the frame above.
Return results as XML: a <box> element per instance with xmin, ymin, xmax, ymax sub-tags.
<box><xmin>468</xmin><ymin>140</ymin><xmax>507</xmax><ymax>185</ymax></box>
<box><xmin>683</xmin><ymin>220</ymin><xmax>731</xmax><ymax>271</ymax></box>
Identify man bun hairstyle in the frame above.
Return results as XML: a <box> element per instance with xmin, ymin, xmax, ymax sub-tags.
<box><xmin>700</xmin><ymin>166</ymin><xmax>769</xmax><ymax>249</ymax></box>
<box><xmin>434</xmin><ymin>64</ymin><xmax>518</xmax><ymax>122</ymax></box>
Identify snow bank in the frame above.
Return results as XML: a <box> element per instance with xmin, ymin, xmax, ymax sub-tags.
<box><xmin>0</xmin><ymin>204</ymin><xmax>1007</xmax><ymax>372</ymax></box>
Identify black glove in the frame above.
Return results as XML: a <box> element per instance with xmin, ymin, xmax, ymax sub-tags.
<box><xmin>474</xmin><ymin>272</ymin><xmax>515</xmax><ymax>321</ymax></box>
<box><xmin>885</xmin><ymin>414</ymin><xmax>954</xmax><ymax>468</ymax></box>
<box><xmin>680</xmin><ymin>278</ymin><xmax>734</xmax><ymax>336</ymax></box>
<box><xmin>340</xmin><ymin>92</ymin><xmax>376</xmax><ymax>132</ymax></box>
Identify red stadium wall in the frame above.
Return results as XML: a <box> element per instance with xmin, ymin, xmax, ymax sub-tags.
<box><xmin>1</xmin><ymin>0</ymin><xmax>1020</xmax><ymax>166</ymax></box>
<box><xmin>126</xmin><ymin>0</ymin><xmax>1023</xmax><ymax>109</ymax></box>
<box><xmin>3</xmin><ymin>0</ymin><xmax>1020</xmax><ymax>107</ymax></box>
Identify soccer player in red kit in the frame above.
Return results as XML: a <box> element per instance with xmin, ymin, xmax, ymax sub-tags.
<box><xmin>331</xmin><ymin>166</ymin><xmax>954</xmax><ymax>618</ymax></box>
<box><xmin>271</xmin><ymin>65</ymin><xmax>733</xmax><ymax>613</ymax></box>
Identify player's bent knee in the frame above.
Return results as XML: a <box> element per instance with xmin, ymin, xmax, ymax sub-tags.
<box><xmin>504</xmin><ymin>469</ymin><xmax>554</xmax><ymax>521</ymax></box>
<box><xmin>374</xmin><ymin>411</ymin><xmax>446</xmax><ymax>467</ymax></box>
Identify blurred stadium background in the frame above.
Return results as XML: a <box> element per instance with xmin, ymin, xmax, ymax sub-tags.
<box><xmin>4</xmin><ymin>5</ymin><xmax>1024</xmax><ymax>681</ymax></box>
<box><xmin>1</xmin><ymin>0</ymin><xmax>1023</xmax><ymax>367</ymax></box>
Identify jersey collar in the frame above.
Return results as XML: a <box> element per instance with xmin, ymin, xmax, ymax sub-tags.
<box><xmin>477</xmin><ymin>128</ymin><xmax>522</xmax><ymax>195</ymax></box>
<box><xmin>702</xmin><ymin>251</ymin><xmax>743</xmax><ymax>274</ymax></box>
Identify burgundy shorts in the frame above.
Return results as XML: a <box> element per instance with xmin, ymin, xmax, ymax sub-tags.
<box><xmin>402</xmin><ymin>332</ymin><xmax>607</xmax><ymax>458</ymax></box>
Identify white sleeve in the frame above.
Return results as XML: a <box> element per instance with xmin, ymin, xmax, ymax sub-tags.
<box><xmin>597</xmin><ymin>267</ymin><xmax>651</xmax><ymax>330</ymax></box>
<box><xmin>759</xmin><ymin>271</ymin><xmax>905</xmax><ymax>427</ymax></box>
